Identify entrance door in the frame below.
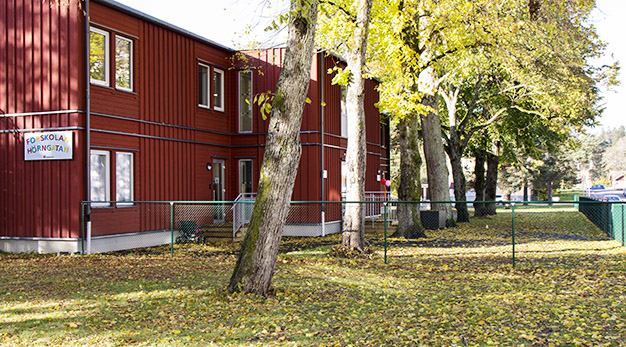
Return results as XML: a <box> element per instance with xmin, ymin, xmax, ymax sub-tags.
<box><xmin>213</xmin><ymin>159</ymin><xmax>225</xmax><ymax>223</ymax></box>
<box><xmin>239</xmin><ymin>159</ymin><xmax>254</xmax><ymax>221</ymax></box>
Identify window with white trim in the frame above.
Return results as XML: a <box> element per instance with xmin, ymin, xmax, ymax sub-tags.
<box><xmin>116</xmin><ymin>152</ymin><xmax>134</xmax><ymax>205</ymax></box>
<box><xmin>213</xmin><ymin>68</ymin><xmax>225</xmax><ymax>111</ymax></box>
<box><xmin>90</xmin><ymin>150</ymin><xmax>110</xmax><ymax>207</ymax></box>
<box><xmin>115</xmin><ymin>36</ymin><xmax>133</xmax><ymax>91</ymax></box>
<box><xmin>239</xmin><ymin>70</ymin><xmax>253</xmax><ymax>133</ymax></box>
<box><xmin>198</xmin><ymin>63</ymin><xmax>210</xmax><ymax>108</ymax></box>
<box><xmin>89</xmin><ymin>27</ymin><xmax>109</xmax><ymax>86</ymax></box>
<box><xmin>341</xmin><ymin>161</ymin><xmax>347</xmax><ymax>199</ymax></box>
<box><xmin>340</xmin><ymin>85</ymin><xmax>348</xmax><ymax>138</ymax></box>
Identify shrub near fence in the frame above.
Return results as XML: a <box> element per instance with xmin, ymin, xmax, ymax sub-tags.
<box><xmin>577</xmin><ymin>196</ymin><xmax>626</xmax><ymax>245</ymax></box>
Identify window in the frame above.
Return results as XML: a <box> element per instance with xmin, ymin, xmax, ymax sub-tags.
<box><xmin>89</xmin><ymin>27</ymin><xmax>109</xmax><ymax>86</ymax></box>
<box><xmin>90</xmin><ymin>150</ymin><xmax>110</xmax><ymax>207</ymax></box>
<box><xmin>213</xmin><ymin>68</ymin><xmax>225</xmax><ymax>111</ymax></box>
<box><xmin>239</xmin><ymin>70</ymin><xmax>252</xmax><ymax>132</ymax></box>
<box><xmin>198</xmin><ymin>64</ymin><xmax>210</xmax><ymax>108</ymax></box>
<box><xmin>239</xmin><ymin>160</ymin><xmax>253</xmax><ymax>194</ymax></box>
<box><xmin>115</xmin><ymin>36</ymin><xmax>133</xmax><ymax>91</ymax></box>
<box><xmin>341</xmin><ymin>161</ymin><xmax>347</xmax><ymax>199</ymax></box>
<box><xmin>116</xmin><ymin>152</ymin><xmax>134</xmax><ymax>205</ymax></box>
<box><xmin>340</xmin><ymin>85</ymin><xmax>348</xmax><ymax>137</ymax></box>
<box><xmin>380</xmin><ymin>121</ymin><xmax>387</xmax><ymax>149</ymax></box>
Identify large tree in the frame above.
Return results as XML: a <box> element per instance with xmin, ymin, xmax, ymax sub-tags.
<box><xmin>373</xmin><ymin>0</ymin><xmax>456</xmax><ymax>229</ymax></box>
<box><xmin>394</xmin><ymin>112</ymin><xmax>425</xmax><ymax>238</ymax></box>
<box><xmin>438</xmin><ymin>0</ymin><xmax>608</xmax><ymax>219</ymax></box>
<box><xmin>228</xmin><ymin>0</ymin><xmax>318</xmax><ymax>295</ymax></box>
<box><xmin>340</xmin><ymin>0</ymin><xmax>374</xmax><ymax>251</ymax></box>
<box><xmin>317</xmin><ymin>0</ymin><xmax>374</xmax><ymax>250</ymax></box>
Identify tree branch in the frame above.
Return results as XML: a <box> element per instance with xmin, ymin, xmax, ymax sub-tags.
<box><xmin>458</xmin><ymin>74</ymin><xmax>485</xmax><ymax>133</ymax></box>
<box><xmin>463</xmin><ymin>107</ymin><xmax>511</xmax><ymax>149</ymax></box>
<box><xmin>319</xmin><ymin>0</ymin><xmax>356</xmax><ymax>22</ymax></box>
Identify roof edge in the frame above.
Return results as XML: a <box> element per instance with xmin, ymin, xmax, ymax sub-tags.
<box><xmin>92</xmin><ymin>0</ymin><xmax>236</xmax><ymax>53</ymax></box>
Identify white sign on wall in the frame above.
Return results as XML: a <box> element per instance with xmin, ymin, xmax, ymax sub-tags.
<box><xmin>24</xmin><ymin>131</ymin><xmax>73</xmax><ymax>161</ymax></box>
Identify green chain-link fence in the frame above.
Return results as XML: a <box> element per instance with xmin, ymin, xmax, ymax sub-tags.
<box><xmin>81</xmin><ymin>199</ymin><xmax>625</xmax><ymax>269</ymax></box>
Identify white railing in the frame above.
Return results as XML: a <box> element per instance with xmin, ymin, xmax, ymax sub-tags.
<box><xmin>364</xmin><ymin>191</ymin><xmax>387</xmax><ymax>219</ymax></box>
<box><xmin>341</xmin><ymin>191</ymin><xmax>397</xmax><ymax>226</ymax></box>
<box><xmin>232</xmin><ymin>193</ymin><xmax>256</xmax><ymax>240</ymax></box>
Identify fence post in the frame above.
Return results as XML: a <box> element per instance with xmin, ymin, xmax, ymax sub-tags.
<box><xmin>622</xmin><ymin>204</ymin><xmax>625</xmax><ymax>246</ymax></box>
<box><xmin>511</xmin><ymin>203</ymin><xmax>516</xmax><ymax>268</ymax></box>
<box><xmin>621</xmin><ymin>203</ymin><xmax>626</xmax><ymax>246</ymax></box>
<box><xmin>383</xmin><ymin>201</ymin><xmax>388</xmax><ymax>264</ymax></box>
<box><xmin>605</xmin><ymin>202</ymin><xmax>615</xmax><ymax>240</ymax></box>
<box><xmin>80</xmin><ymin>202</ymin><xmax>85</xmax><ymax>255</ymax></box>
<box><xmin>170</xmin><ymin>202</ymin><xmax>174</xmax><ymax>258</ymax></box>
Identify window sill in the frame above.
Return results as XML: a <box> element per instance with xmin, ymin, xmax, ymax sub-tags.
<box><xmin>91</xmin><ymin>204</ymin><xmax>112</xmax><ymax>209</ymax></box>
<box><xmin>198</xmin><ymin>106</ymin><xmax>228</xmax><ymax>115</ymax></box>
<box><xmin>91</xmin><ymin>84</ymin><xmax>137</xmax><ymax>96</ymax></box>
<box><xmin>90</xmin><ymin>81</ymin><xmax>110</xmax><ymax>88</ymax></box>
<box><xmin>115</xmin><ymin>87</ymin><xmax>136</xmax><ymax>95</ymax></box>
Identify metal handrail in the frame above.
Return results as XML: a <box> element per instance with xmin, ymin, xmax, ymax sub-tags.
<box><xmin>232</xmin><ymin>193</ymin><xmax>257</xmax><ymax>240</ymax></box>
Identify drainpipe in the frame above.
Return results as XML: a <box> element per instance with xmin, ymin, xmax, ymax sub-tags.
<box><xmin>84</xmin><ymin>0</ymin><xmax>92</xmax><ymax>254</ymax></box>
<box><xmin>319</xmin><ymin>52</ymin><xmax>325</xmax><ymax>237</ymax></box>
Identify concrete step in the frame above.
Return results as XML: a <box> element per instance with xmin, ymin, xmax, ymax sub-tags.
<box><xmin>198</xmin><ymin>225</ymin><xmax>245</xmax><ymax>242</ymax></box>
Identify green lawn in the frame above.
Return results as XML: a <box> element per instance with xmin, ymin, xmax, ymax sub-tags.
<box><xmin>2</xmin><ymin>210</ymin><xmax>626</xmax><ymax>346</ymax></box>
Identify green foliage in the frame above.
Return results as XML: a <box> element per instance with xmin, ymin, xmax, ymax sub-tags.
<box><xmin>602</xmin><ymin>131</ymin><xmax>626</xmax><ymax>172</ymax></box>
<box><xmin>265</xmin><ymin>0</ymin><xmax>319</xmax><ymax>33</ymax></box>
<box><xmin>253</xmin><ymin>90</ymin><xmax>274</xmax><ymax>120</ymax></box>
<box><xmin>530</xmin><ymin>151</ymin><xmax>580</xmax><ymax>191</ymax></box>
<box><xmin>327</xmin><ymin>66</ymin><xmax>352</xmax><ymax>86</ymax></box>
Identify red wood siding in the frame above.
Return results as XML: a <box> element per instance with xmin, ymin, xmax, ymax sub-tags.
<box><xmin>88</xmin><ymin>2</ymin><xmax>237</xmax><ymax>235</ymax></box>
<box><xmin>2</xmin><ymin>0</ymin><xmax>390</xmax><ymax>239</ymax></box>
<box><xmin>364</xmin><ymin>78</ymin><xmax>384</xmax><ymax>191</ymax></box>
<box><xmin>1</xmin><ymin>0</ymin><xmax>85</xmax><ymax>239</ymax></box>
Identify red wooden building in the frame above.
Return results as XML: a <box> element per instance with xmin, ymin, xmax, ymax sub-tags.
<box><xmin>0</xmin><ymin>0</ymin><xmax>390</xmax><ymax>253</ymax></box>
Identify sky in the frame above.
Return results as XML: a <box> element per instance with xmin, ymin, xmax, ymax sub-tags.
<box><xmin>115</xmin><ymin>0</ymin><xmax>625</xmax><ymax>131</ymax></box>
<box><xmin>590</xmin><ymin>0</ymin><xmax>626</xmax><ymax>131</ymax></box>
<box><xmin>114</xmin><ymin>0</ymin><xmax>287</xmax><ymax>49</ymax></box>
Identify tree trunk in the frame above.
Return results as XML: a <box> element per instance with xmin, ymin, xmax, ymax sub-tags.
<box><xmin>485</xmin><ymin>152</ymin><xmax>499</xmax><ymax>215</ymax></box>
<box><xmin>419</xmin><ymin>66</ymin><xmax>453</xmax><ymax>227</ymax></box>
<box><xmin>228</xmin><ymin>0</ymin><xmax>317</xmax><ymax>295</ymax></box>
<box><xmin>449</xmin><ymin>143</ymin><xmax>469</xmax><ymax>222</ymax></box>
<box><xmin>341</xmin><ymin>0</ymin><xmax>373</xmax><ymax>251</ymax></box>
<box><xmin>474</xmin><ymin>150</ymin><xmax>487</xmax><ymax>217</ymax></box>
<box><xmin>547</xmin><ymin>180</ymin><xmax>553</xmax><ymax>201</ymax></box>
<box><xmin>393</xmin><ymin>112</ymin><xmax>425</xmax><ymax>238</ymax></box>
<box><xmin>441</xmin><ymin>86</ymin><xmax>469</xmax><ymax>223</ymax></box>
<box><xmin>523</xmin><ymin>182</ymin><xmax>528</xmax><ymax>204</ymax></box>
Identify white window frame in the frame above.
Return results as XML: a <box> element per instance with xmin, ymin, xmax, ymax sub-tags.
<box><xmin>115</xmin><ymin>152</ymin><xmax>134</xmax><ymax>206</ymax></box>
<box><xmin>340</xmin><ymin>85</ymin><xmax>348</xmax><ymax>138</ymax></box>
<box><xmin>239</xmin><ymin>159</ymin><xmax>253</xmax><ymax>194</ymax></box>
<box><xmin>213</xmin><ymin>68</ymin><xmax>225</xmax><ymax>112</ymax></box>
<box><xmin>115</xmin><ymin>35</ymin><xmax>133</xmax><ymax>92</ymax></box>
<box><xmin>89</xmin><ymin>27</ymin><xmax>109</xmax><ymax>87</ymax></box>
<box><xmin>341</xmin><ymin>161</ymin><xmax>347</xmax><ymax>198</ymax></box>
<box><xmin>198</xmin><ymin>63</ymin><xmax>211</xmax><ymax>109</ymax></box>
<box><xmin>239</xmin><ymin>70</ymin><xmax>253</xmax><ymax>133</ymax></box>
<box><xmin>90</xmin><ymin>150</ymin><xmax>110</xmax><ymax>207</ymax></box>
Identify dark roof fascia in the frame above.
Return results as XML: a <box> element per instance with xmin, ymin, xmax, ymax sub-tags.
<box><xmin>92</xmin><ymin>0</ymin><xmax>236</xmax><ymax>53</ymax></box>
